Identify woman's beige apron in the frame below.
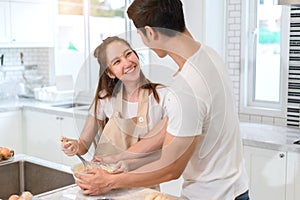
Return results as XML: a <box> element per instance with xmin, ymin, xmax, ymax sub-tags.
<box><xmin>95</xmin><ymin>87</ymin><xmax>160</xmax><ymax>190</ymax></box>
<box><xmin>95</xmin><ymin>87</ymin><xmax>149</xmax><ymax>157</ymax></box>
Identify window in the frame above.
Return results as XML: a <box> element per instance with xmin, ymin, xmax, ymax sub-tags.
<box><xmin>55</xmin><ymin>0</ymin><xmax>132</xmax><ymax>94</ymax></box>
<box><xmin>241</xmin><ymin>0</ymin><xmax>289</xmax><ymax>117</ymax></box>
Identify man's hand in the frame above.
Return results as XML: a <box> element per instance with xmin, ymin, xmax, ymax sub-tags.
<box><xmin>75</xmin><ymin>168</ymin><xmax>115</xmax><ymax>195</ymax></box>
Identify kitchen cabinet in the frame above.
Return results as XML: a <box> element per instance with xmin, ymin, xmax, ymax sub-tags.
<box><xmin>243</xmin><ymin>146</ymin><xmax>287</xmax><ymax>200</ymax></box>
<box><xmin>23</xmin><ymin>110</ymin><xmax>89</xmax><ymax>166</ymax></box>
<box><xmin>0</xmin><ymin>2</ymin><xmax>10</xmax><ymax>43</ymax></box>
<box><xmin>0</xmin><ymin>0</ymin><xmax>54</xmax><ymax>47</ymax></box>
<box><xmin>0</xmin><ymin>110</ymin><xmax>23</xmax><ymax>153</ymax></box>
<box><xmin>286</xmin><ymin>152</ymin><xmax>300</xmax><ymax>200</ymax></box>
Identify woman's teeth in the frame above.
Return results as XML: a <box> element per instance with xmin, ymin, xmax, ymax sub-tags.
<box><xmin>125</xmin><ymin>66</ymin><xmax>136</xmax><ymax>74</ymax></box>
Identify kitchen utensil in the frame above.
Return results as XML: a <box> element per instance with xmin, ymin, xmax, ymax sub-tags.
<box><xmin>76</xmin><ymin>153</ymin><xmax>90</xmax><ymax>168</ymax></box>
<box><xmin>0</xmin><ymin>54</ymin><xmax>4</xmax><ymax>66</ymax></box>
<box><xmin>293</xmin><ymin>140</ymin><xmax>300</xmax><ymax>145</ymax></box>
<box><xmin>20</xmin><ymin>52</ymin><xmax>24</xmax><ymax>65</ymax></box>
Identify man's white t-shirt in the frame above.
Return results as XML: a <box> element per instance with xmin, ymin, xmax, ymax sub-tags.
<box><xmin>165</xmin><ymin>44</ymin><xmax>249</xmax><ymax>200</ymax></box>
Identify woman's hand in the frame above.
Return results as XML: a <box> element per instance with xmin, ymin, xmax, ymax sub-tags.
<box><xmin>93</xmin><ymin>154</ymin><xmax>119</xmax><ymax>164</ymax></box>
<box><xmin>61</xmin><ymin>136</ymin><xmax>79</xmax><ymax>156</ymax></box>
<box><xmin>93</xmin><ymin>155</ymin><xmax>128</xmax><ymax>173</ymax></box>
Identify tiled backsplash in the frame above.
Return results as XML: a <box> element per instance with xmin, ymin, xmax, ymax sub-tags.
<box><xmin>0</xmin><ymin>47</ymin><xmax>54</xmax><ymax>98</ymax></box>
<box><xmin>0</xmin><ymin>48</ymin><xmax>53</xmax><ymax>82</ymax></box>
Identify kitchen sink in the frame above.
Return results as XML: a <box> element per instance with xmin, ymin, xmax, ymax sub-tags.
<box><xmin>50</xmin><ymin>102</ymin><xmax>89</xmax><ymax>109</ymax></box>
<box><xmin>0</xmin><ymin>159</ymin><xmax>74</xmax><ymax>199</ymax></box>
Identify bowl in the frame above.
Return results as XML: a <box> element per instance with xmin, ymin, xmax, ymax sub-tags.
<box><xmin>71</xmin><ymin>162</ymin><xmax>116</xmax><ymax>182</ymax></box>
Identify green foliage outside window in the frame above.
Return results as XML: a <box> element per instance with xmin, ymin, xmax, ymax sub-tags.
<box><xmin>59</xmin><ymin>0</ymin><xmax>124</xmax><ymax>18</ymax></box>
<box><xmin>259</xmin><ymin>28</ymin><xmax>280</xmax><ymax>44</ymax></box>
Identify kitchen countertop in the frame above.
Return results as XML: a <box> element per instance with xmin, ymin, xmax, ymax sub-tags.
<box><xmin>240</xmin><ymin>122</ymin><xmax>300</xmax><ymax>153</ymax></box>
<box><xmin>0</xmin><ymin>154</ymin><xmax>72</xmax><ymax>172</ymax></box>
<box><xmin>0</xmin><ymin>97</ymin><xmax>90</xmax><ymax>118</ymax></box>
<box><xmin>1</xmin><ymin>98</ymin><xmax>300</xmax><ymax>153</ymax></box>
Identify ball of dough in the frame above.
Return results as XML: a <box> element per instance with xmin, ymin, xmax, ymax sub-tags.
<box><xmin>145</xmin><ymin>192</ymin><xmax>169</xmax><ymax>200</ymax></box>
<box><xmin>8</xmin><ymin>194</ymin><xmax>19</xmax><ymax>200</ymax></box>
<box><xmin>20</xmin><ymin>191</ymin><xmax>33</xmax><ymax>200</ymax></box>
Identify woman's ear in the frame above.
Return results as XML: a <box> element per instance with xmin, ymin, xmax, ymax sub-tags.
<box><xmin>105</xmin><ymin>69</ymin><xmax>116</xmax><ymax>79</ymax></box>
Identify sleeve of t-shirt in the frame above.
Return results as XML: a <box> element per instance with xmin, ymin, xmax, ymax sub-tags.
<box><xmin>88</xmin><ymin>99</ymin><xmax>106</xmax><ymax>120</ymax></box>
<box><xmin>165</xmin><ymin>81</ymin><xmax>207</xmax><ymax>137</ymax></box>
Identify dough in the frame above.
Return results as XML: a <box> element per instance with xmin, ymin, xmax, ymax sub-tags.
<box><xmin>145</xmin><ymin>192</ymin><xmax>169</xmax><ymax>200</ymax></box>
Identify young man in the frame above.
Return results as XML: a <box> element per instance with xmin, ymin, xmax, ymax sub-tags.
<box><xmin>75</xmin><ymin>1</ymin><xmax>249</xmax><ymax>199</ymax></box>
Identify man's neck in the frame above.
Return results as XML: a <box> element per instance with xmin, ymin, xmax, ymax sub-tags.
<box><xmin>166</xmin><ymin>29</ymin><xmax>201</xmax><ymax>71</ymax></box>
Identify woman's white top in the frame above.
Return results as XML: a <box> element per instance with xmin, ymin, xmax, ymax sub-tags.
<box><xmin>89</xmin><ymin>86</ymin><xmax>170</xmax><ymax>130</ymax></box>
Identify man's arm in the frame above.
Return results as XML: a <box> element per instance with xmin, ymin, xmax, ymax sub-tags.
<box><xmin>98</xmin><ymin>117</ymin><xmax>168</xmax><ymax>163</ymax></box>
<box><xmin>76</xmin><ymin>132</ymin><xmax>200</xmax><ymax>195</ymax></box>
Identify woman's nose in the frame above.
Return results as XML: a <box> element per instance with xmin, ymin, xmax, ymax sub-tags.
<box><xmin>121</xmin><ymin>57</ymin><xmax>131</xmax><ymax>68</ymax></box>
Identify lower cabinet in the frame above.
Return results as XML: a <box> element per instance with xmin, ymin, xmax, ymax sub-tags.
<box><xmin>161</xmin><ymin>145</ymin><xmax>300</xmax><ymax>199</ymax></box>
<box><xmin>244</xmin><ymin>145</ymin><xmax>300</xmax><ymax>200</ymax></box>
<box><xmin>23</xmin><ymin>110</ymin><xmax>89</xmax><ymax>166</ymax></box>
<box><xmin>0</xmin><ymin>110</ymin><xmax>23</xmax><ymax>153</ymax></box>
<box><xmin>286</xmin><ymin>152</ymin><xmax>300</xmax><ymax>200</ymax></box>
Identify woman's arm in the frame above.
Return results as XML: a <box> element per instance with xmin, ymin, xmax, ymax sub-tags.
<box><xmin>78</xmin><ymin>115</ymin><xmax>103</xmax><ymax>154</ymax></box>
<box><xmin>61</xmin><ymin>115</ymin><xmax>103</xmax><ymax>155</ymax></box>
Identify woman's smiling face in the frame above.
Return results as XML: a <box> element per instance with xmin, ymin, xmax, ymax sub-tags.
<box><xmin>106</xmin><ymin>41</ymin><xmax>140</xmax><ymax>82</ymax></box>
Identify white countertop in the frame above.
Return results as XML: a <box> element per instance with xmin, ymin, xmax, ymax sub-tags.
<box><xmin>36</xmin><ymin>185</ymin><xmax>180</xmax><ymax>200</ymax></box>
<box><xmin>240</xmin><ymin>122</ymin><xmax>300</xmax><ymax>153</ymax></box>
<box><xmin>0</xmin><ymin>97</ymin><xmax>89</xmax><ymax>118</ymax></box>
<box><xmin>1</xmin><ymin>98</ymin><xmax>300</xmax><ymax>153</ymax></box>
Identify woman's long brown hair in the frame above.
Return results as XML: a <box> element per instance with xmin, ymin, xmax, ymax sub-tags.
<box><xmin>93</xmin><ymin>36</ymin><xmax>163</xmax><ymax>118</ymax></box>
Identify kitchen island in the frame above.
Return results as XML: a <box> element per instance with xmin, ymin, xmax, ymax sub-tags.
<box><xmin>36</xmin><ymin>185</ymin><xmax>180</xmax><ymax>200</ymax></box>
<box><xmin>0</xmin><ymin>154</ymin><xmax>179</xmax><ymax>200</ymax></box>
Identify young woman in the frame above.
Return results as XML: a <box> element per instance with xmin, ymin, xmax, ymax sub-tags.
<box><xmin>61</xmin><ymin>36</ymin><xmax>169</xmax><ymax>171</ymax></box>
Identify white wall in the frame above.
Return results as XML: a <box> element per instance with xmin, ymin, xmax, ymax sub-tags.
<box><xmin>183</xmin><ymin>0</ymin><xmax>226</xmax><ymax>59</ymax></box>
<box><xmin>148</xmin><ymin>0</ymin><xmax>226</xmax><ymax>84</ymax></box>
<box><xmin>204</xmin><ymin>0</ymin><xmax>226</xmax><ymax>59</ymax></box>
<box><xmin>182</xmin><ymin>0</ymin><xmax>205</xmax><ymax>42</ymax></box>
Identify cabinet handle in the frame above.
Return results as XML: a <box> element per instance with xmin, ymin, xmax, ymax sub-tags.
<box><xmin>279</xmin><ymin>153</ymin><xmax>285</xmax><ymax>158</ymax></box>
<box><xmin>56</xmin><ymin>117</ymin><xmax>63</xmax><ymax>120</ymax></box>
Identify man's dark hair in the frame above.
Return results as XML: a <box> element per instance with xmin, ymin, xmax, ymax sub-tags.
<box><xmin>127</xmin><ymin>0</ymin><xmax>186</xmax><ymax>37</ymax></box>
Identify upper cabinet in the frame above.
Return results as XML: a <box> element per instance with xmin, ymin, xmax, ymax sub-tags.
<box><xmin>0</xmin><ymin>0</ymin><xmax>54</xmax><ymax>47</ymax></box>
<box><xmin>0</xmin><ymin>2</ymin><xmax>10</xmax><ymax>43</ymax></box>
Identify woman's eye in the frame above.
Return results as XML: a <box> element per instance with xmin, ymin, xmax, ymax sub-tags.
<box><xmin>126</xmin><ymin>51</ymin><xmax>133</xmax><ymax>57</ymax></box>
<box><xmin>112</xmin><ymin>60</ymin><xmax>120</xmax><ymax>65</ymax></box>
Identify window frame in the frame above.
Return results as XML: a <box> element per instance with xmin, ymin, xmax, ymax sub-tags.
<box><xmin>240</xmin><ymin>0</ymin><xmax>289</xmax><ymax>118</ymax></box>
